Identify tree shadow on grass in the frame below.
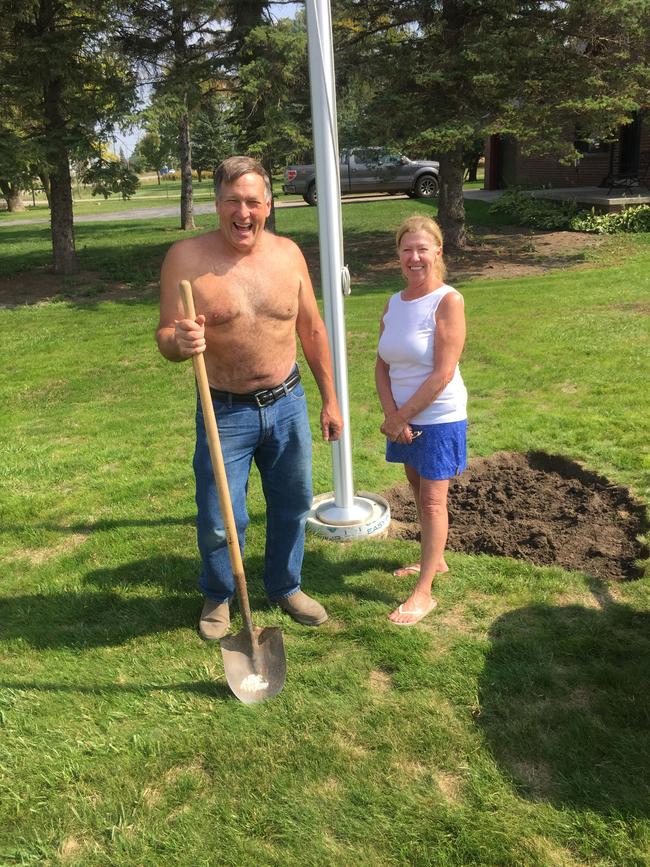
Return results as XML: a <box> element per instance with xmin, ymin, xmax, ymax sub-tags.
<box><xmin>83</xmin><ymin>554</ymin><xmax>199</xmax><ymax>593</ymax></box>
<box><xmin>280</xmin><ymin>548</ymin><xmax>398</xmax><ymax>608</ymax></box>
<box><xmin>477</xmin><ymin>579</ymin><xmax>650</xmax><ymax>816</ymax></box>
<box><xmin>0</xmin><ymin>678</ymin><xmax>232</xmax><ymax>701</ymax></box>
<box><xmin>0</xmin><ymin>589</ymin><xmax>198</xmax><ymax>650</ymax></box>
<box><xmin>2</xmin><ymin>548</ymin><xmax>396</xmax><ymax>650</ymax></box>
<box><xmin>81</xmin><ymin>550</ymin><xmax>394</xmax><ymax>605</ymax></box>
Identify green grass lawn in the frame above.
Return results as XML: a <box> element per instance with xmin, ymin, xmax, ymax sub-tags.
<box><xmin>1</xmin><ymin>201</ymin><xmax>649</xmax><ymax>865</ymax></box>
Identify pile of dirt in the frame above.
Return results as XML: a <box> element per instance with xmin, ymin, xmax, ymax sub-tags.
<box><xmin>385</xmin><ymin>451</ymin><xmax>648</xmax><ymax>581</ymax></box>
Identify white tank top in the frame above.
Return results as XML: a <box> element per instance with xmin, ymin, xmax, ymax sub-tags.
<box><xmin>377</xmin><ymin>284</ymin><xmax>467</xmax><ymax>425</ymax></box>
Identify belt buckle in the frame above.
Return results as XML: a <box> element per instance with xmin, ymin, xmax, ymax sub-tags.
<box><xmin>254</xmin><ymin>389</ymin><xmax>275</xmax><ymax>408</ymax></box>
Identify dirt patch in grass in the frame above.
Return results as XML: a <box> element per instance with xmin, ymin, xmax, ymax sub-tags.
<box><xmin>510</xmin><ymin>759</ymin><xmax>555</xmax><ymax>798</ymax></box>
<box><xmin>17</xmin><ymin>532</ymin><xmax>89</xmax><ymax>566</ymax></box>
<box><xmin>385</xmin><ymin>451</ymin><xmax>649</xmax><ymax>582</ymax></box>
<box><xmin>0</xmin><ymin>269</ymin><xmax>157</xmax><ymax>307</ymax></box>
<box><xmin>449</xmin><ymin>227</ymin><xmax>607</xmax><ymax>282</ymax></box>
<box><xmin>312</xmin><ymin>227</ymin><xmax>609</xmax><ymax>287</ymax></box>
<box><xmin>0</xmin><ymin>229</ymin><xmax>614</xmax><ymax>306</ymax></box>
<box><xmin>435</xmin><ymin>770</ymin><xmax>464</xmax><ymax>803</ymax></box>
<box><xmin>368</xmin><ymin>669</ymin><xmax>392</xmax><ymax>692</ymax></box>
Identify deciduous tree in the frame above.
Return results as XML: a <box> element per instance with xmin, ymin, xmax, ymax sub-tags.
<box><xmin>0</xmin><ymin>1</ymin><xmax>136</xmax><ymax>272</ymax></box>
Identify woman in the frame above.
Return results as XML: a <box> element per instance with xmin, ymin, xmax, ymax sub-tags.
<box><xmin>376</xmin><ymin>215</ymin><xmax>467</xmax><ymax>625</ymax></box>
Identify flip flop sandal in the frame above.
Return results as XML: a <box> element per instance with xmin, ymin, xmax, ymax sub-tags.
<box><xmin>389</xmin><ymin>597</ymin><xmax>438</xmax><ymax>626</ymax></box>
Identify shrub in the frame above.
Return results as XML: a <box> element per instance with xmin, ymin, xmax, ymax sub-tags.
<box><xmin>161</xmin><ymin>170</ymin><xmax>205</xmax><ymax>181</ymax></box>
<box><xmin>570</xmin><ymin>205</ymin><xmax>650</xmax><ymax>234</ymax></box>
<box><xmin>489</xmin><ymin>189</ymin><xmax>579</xmax><ymax>231</ymax></box>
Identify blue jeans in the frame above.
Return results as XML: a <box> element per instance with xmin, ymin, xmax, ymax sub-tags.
<box><xmin>193</xmin><ymin>382</ymin><xmax>313</xmax><ymax>603</ymax></box>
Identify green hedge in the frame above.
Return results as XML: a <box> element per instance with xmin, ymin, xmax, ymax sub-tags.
<box><xmin>571</xmin><ymin>205</ymin><xmax>650</xmax><ymax>234</ymax></box>
<box><xmin>489</xmin><ymin>189</ymin><xmax>650</xmax><ymax>234</ymax></box>
<box><xmin>488</xmin><ymin>189</ymin><xmax>579</xmax><ymax>230</ymax></box>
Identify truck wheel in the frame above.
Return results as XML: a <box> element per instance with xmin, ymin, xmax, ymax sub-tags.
<box><xmin>414</xmin><ymin>175</ymin><xmax>439</xmax><ymax>199</ymax></box>
<box><xmin>304</xmin><ymin>183</ymin><xmax>317</xmax><ymax>206</ymax></box>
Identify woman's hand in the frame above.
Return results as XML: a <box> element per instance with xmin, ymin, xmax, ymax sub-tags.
<box><xmin>380</xmin><ymin>412</ymin><xmax>413</xmax><ymax>444</ymax></box>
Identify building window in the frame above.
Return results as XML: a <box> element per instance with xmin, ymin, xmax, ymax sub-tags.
<box><xmin>574</xmin><ymin>130</ymin><xmax>610</xmax><ymax>155</ymax></box>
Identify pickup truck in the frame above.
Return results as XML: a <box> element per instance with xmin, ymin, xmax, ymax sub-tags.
<box><xmin>282</xmin><ymin>147</ymin><xmax>440</xmax><ymax>205</ymax></box>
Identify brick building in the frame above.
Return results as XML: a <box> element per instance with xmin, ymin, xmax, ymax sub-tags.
<box><xmin>484</xmin><ymin>112</ymin><xmax>649</xmax><ymax>190</ymax></box>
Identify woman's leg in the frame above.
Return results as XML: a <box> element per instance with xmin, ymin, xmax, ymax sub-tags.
<box><xmin>393</xmin><ymin>465</ymin><xmax>449</xmax><ymax>577</ymax></box>
<box><xmin>389</xmin><ymin>476</ymin><xmax>450</xmax><ymax>624</ymax></box>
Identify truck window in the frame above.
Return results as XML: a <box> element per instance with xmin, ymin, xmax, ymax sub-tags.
<box><xmin>351</xmin><ymin>148</ymin><xmax>381</xmax><ymax>166</ymax></box>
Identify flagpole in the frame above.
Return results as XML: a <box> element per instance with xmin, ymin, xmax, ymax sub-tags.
<box><xmin>304</xmin><ymin>0</ymin><xmax>389</xmax><ymax>534</ymax></box>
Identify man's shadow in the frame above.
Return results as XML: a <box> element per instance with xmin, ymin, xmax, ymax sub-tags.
<box><xmin>477</xmin><ymin>578</ymin><xmax>650</xmax><ymax>816</ymax></box>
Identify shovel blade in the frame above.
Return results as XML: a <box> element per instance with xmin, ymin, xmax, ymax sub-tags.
<box><xmin>219</xmin><ymin>625</ymin><xmax>286</xmax><ymax>704</ymax></box>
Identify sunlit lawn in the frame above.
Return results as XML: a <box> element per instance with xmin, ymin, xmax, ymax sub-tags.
<box><xmin>0</xmin><ymin>201</ymin><xmax>648</xmax><ymax>865</ymax></box>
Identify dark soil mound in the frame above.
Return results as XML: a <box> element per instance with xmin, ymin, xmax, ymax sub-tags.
<box><xmin>385</xmin><ymin>451</ymin><xmax>648</xmax><ymax>581</ymax></box>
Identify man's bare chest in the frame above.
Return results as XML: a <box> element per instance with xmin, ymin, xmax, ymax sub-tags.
<box><xmin>194</xmin><ymin>269</ymin><xmax>299</xmax><ymax>328</ymax></box>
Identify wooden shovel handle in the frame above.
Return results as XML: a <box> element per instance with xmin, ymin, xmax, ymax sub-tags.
<box><xmin>178</xmin><ymin>280</ymin><xmax>254</xmax><ymax>635</ymax></box>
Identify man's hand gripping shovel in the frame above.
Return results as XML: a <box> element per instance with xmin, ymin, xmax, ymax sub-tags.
<box><xmin>179</xmin><ymin>280</ymin><xmax>286</xmax><ymax>704</ymax></box>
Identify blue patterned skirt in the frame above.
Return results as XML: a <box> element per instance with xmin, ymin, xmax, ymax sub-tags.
<box><xmin>386</xmin><ymin>419</ymin><xmax>467</xmax><ymax>480</ymax></box>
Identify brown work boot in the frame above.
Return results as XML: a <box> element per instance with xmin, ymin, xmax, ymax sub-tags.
<box><xmin>275</xmin><ymin>590</ymin><xmax>328</xmax><ymax>626</ymax></box>
<box><xmin>198</xmin><ymin>599</ymin><xmax>230</xmax><ymax>641</ymax></box>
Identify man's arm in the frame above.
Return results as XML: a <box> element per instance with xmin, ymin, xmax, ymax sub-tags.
<box><xmin>294</xmin><ymin>259</ymin><xmax>343</xmax><ymax>442</ymax></box>
<box><xmin>157</xmin><ymin>241</ymin><xmax>206</xmax><ymax>362</ymax></box>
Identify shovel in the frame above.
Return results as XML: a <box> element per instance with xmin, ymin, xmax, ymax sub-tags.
<box><xmin>179</xmin><ymin>280</ymin><xmax>287</xmax><ymax>705</ymax></box>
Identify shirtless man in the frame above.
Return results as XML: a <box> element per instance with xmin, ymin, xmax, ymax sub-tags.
<box><xmin>157</xmin><ymin>156</ymin><xmax>343</xmax><ymax>640</ymax></box>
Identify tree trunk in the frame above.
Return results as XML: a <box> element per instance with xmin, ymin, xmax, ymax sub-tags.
<box><xmin>437</xmin><ymin>1</ymin><xmax>467</xmax><ymax>250</ymax></box>
<box><xmin>179</xmin><ymin>110</ymin><xmax>195</xmax><ymax>230</ymax></box>
<box><xmin>262</xmin><ymin>157</ymin><xmax>276</xmax><ymax>234</ymax></box>
<box><xmin>41</xmin><ymin>0</ymin><xmax>77</xmax><ymax>275</ymax></box>
<box><xmin>466</xmin><ymin>157</ymin><xmax>479</xmax><ymax>183</ymax></box>
<box><xmin>156</xmin><ymin>170</ymin><xmax>161</xmax><ymax>184</ymax></box>
<box><xmin>38</xmin><ymin>169</ymin><xmax>51</xmax><ymax>206</ymax></box>
<box><xmin>197</xmin><ymin>168</ymin><xmax>203</xmax><ymax>183</ymax></box>
<box><xmin>0</xmin><ymin>181</ymin><xmax>25</xmax><ymax>212</ymax></box>
<box><xmin>50</xmin><ymin>153</ymin><xmax>77</xmax><ymax>274</ymax></box>
<box><xmin>437</xmin><ymin>145</ymin><xmax>467</xmax><ymax>251</ymax></box>
<box><xmin>9</xmin><ymin>190</ymin><xmax>25</xmax><ymax>211</ymax></box>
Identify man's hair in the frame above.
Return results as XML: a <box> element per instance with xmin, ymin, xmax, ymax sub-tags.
<box><xmin>395</xmin><ymin>214</ymin><xmax>447</xmax><ymax>280</ymax></box>
<box><xmin>214</xmin><ymin>156</ymin><xmax>272</xmax><ymax>203</ymax></box>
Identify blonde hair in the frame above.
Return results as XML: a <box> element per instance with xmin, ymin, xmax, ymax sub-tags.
<box><xmin>396</xmin><ymin>215</ymin><xmax>446</xmax><ymax>280</ymax></box>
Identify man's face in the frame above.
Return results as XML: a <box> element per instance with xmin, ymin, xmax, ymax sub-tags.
<box><xmin>216</xmin><ymin>172</ymin><xmax>271</xmax><ymax>253</ymax></box>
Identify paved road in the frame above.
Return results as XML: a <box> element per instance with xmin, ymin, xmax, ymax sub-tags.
<box><xmin>0</xmin><ymin>189</ymin><xmax>500</xmax><ymax>228</ymax></box>
<box><xmin>1</xmin><ymin>194</ymin><xmax>404</xmax><ymax>227</ymax></box>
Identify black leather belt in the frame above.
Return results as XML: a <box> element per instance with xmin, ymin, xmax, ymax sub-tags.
<box><xmin>210</xmin><ymin>368</ymin><xmax>301</xmax><ymax>408</ymax></box>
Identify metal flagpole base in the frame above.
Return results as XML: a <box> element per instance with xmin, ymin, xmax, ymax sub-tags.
<box><xmin>316</xmin><ymin>497</ymin><xmax>373</xmax><ymax>526</ymax></box>
<box><xmin>307</xmin><ymin>492</ymin><xmax>391</xmax><ymax>541</ymax></box>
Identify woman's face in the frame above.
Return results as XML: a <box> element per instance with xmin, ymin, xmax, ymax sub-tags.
<box><xmin>398</xmin><ymin>230</ymin><xmax>441</xmax><ymax>286</ymax></box>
